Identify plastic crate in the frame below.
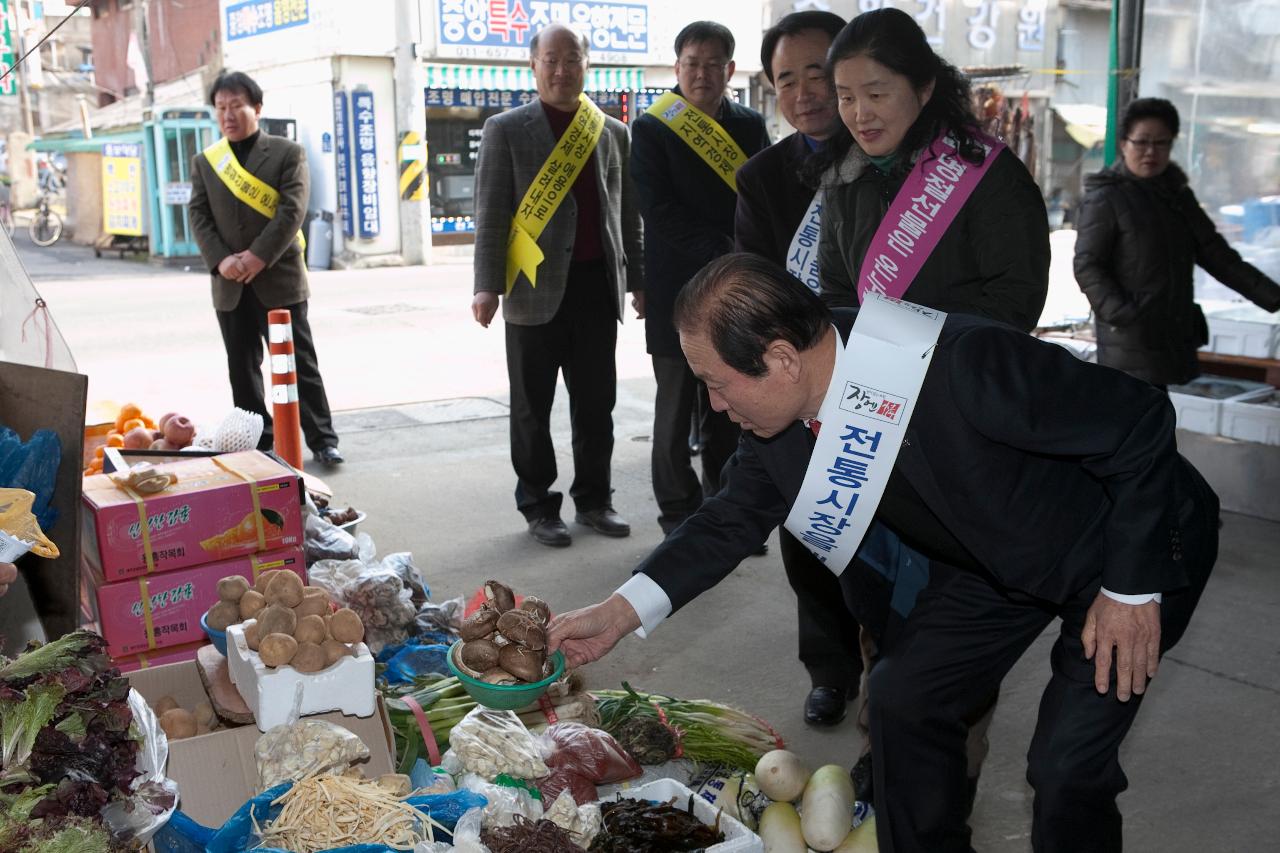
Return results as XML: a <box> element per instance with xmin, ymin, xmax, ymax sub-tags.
<box><xmin>1220</xmin><ymin>391</ymin><xmax>1280</xmax><ymax>446</ymax></box>
<box><xmin>600</xmin><ymin>778</ymin><xmax>764</xmax><ymax>853</ymax></box>
<box><xmin>1168</xmin><ymin>376</ymin><xmax>1273</xmax><ymax>435</ymax></box>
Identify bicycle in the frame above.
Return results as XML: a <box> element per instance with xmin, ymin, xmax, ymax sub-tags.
<box><xmin>29</xmin><ymin>192</ymin><xmax>63</xmax><ymax>247</ymax></box>
<box><xmin>0</xmin><ymin>202</ymin><xmax>13</xmax><ymax>238</ymax></box>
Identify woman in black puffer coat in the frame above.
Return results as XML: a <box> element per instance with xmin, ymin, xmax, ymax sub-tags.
<box><xmin>1074</xmin><ymin>98</ymin><xmax>1280</xmax><ymax>387</ymax></box>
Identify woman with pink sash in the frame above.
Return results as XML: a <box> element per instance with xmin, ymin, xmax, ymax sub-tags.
<box><xmin>797</xmin><ymin>7</ymin><xmax>1051</xmax><ymax>848</ymax></box>
<box><xmin>808</xmin><ymin>8</ymin><xmax>1049</xmax><ymax>331</ymax></box>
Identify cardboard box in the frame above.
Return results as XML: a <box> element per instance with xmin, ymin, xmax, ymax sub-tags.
<box><xmin>126</xmin><ymin>661</ymin><xmax>395</xmax><ymax>828</ymax></box>
<box><xmin>112</xmin><ymin>639</ymin><xmax>208</xmax><ymax>673</ymax></box>
<box><xmin>84</xmin><ymin>547</ymin><xmax>306</xmax><ymax>657</ymax></box>
<box><xmin>81</xmin><ymin>450</ymin><xmax>304</xmax><ymax>581</ymax></box>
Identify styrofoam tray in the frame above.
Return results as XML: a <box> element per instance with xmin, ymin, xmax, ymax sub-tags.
<box><xmin>1203</xmin><ymin>305</ymin><xmax>1280</xmax><ymax>358</ymax></box>
<box><xmin>596</xmin><ymin>778</ymin><xmax>763</xmax><ymax>853</ymax></box>
<box><xmin>1169</xmin><ymin>376</ymin><xmax>1273</xmax><ymax>435</ymax></box>
<box><xmin>226</xmin><ymin>621</ymin><xmax>375</xmax><ymax>731</ymax></box>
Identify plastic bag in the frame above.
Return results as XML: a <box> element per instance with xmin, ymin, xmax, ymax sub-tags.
<box><xmin>309</xmin><ymin>542</ymin><xmax>423</xmax><ymax>653</ymax></box>
<box><xmin>380</xmin><ymin>643</ymin><xmax>452</xmax><ymax>683</ymax></box>
<box><xmin>0</xmin><ymin>426</ymin><xmax>61</xmax><ymax>532</ymax></box>
<box><xmin>416</xmin><ymin>806</ymin><xmax>488</xmax><ymax>853</ymax></box>
<box><xmin>305</xmin><ymin>509</ymin><xmax>360</xmax><ymax>562</ymax></box>
<box><xmin>255</xmin><ymin>719</ymin><xmax>371</xmax><ymax>791</ymax></box>
<box><xmin>457</xmin><ymin>773</ymin><xmax>544</xmax><ymax>829</ymax></box>
<box><xmin>414</xmin><ymin>595</ymin><xmax>466</xmax><ymax>637</ymax></box>
<box><xmin>0</xmin><ymin>487</ymin><xmax>58</xmax><ymax>559</ymax></box>
<box><xmin>544</xmin><ymin>789</ymin><xmax>602</xmax><ymax>848</ymax></box>
<box><xmin>536</xmin><ymin>722</ymin><xmax>643</xmax><ymax>805</ymax></box>
<box><xmin>100</xmin><ymin>688</ymin><xmax>180</xmax><ymax>845</ymax></box>
<box><xmin>450</xmin><ymin>707</ymin><xmax>550</xmax><ymax>780</ymax></box>
<box><xmin>410</xmin><ymin>758</ymin><xmax>457</xmax><ymax>794</ymax></box>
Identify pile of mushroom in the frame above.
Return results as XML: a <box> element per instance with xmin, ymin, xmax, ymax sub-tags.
<box><xmin>455</xmin><ymin>580</ymin><xmax>553</xmax><ymax>684</ymax></box>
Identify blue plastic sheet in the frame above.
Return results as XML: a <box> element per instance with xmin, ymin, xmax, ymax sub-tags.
<box><xmin>380</xmin><ymin>643</ymin><xmax>452</xmax><ymax>684</ymax></box>
<box><xmin>159</xmin><ymin>782</ymin><xmax>488</xmax><ymax>853</ymax></box>
<box><xmin>0</xmin><ymin>426</ymin><xmax>62</xmax><ymax>531</ymax></box>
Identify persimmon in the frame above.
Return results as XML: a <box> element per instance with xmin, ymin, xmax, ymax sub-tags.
<box><xmin>94</xmin><ymin>445</ymin><xmax>105</xmax><ymax>458</ymax></box>
<box><xmin>115</xmin><ymin>403</ymin><xmax>142</xmax><ymax>432</ymax></box>
<box><xmin>120</xmin><ymin>418</ymin><xmax>145</xmax><ymax>433</ymax></box>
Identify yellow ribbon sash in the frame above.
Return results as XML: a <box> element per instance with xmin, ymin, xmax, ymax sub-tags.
<box><xmin>202</xmin><ymin>137</ymin><xmax>305</xmax><ymax>250</ymax></box>
<box><xmin>644</xmin><ymin>91</ymin><xmax>746</xmax><ymax>192</ymax></box>
<box><xmin>506</xmin><ymin>93</ymin><xmax>606</xmax><ymax>295</ymax></box>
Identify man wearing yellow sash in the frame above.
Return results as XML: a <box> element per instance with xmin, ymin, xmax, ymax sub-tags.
<box><xmin>631</xmin><ymin>21</ymin><xmax>770</xmax><ymax>537</ymax></box>
<box><xmin>189</xmin><ymin>71</ymin><xmax>342</xmax><ymax>467</ymax></box>
<box><xmin>472</xmin><ymin>25</ymin><xmax>643</xmax><ymax>548</ymax></box>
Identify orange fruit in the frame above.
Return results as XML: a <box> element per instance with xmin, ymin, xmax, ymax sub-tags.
<box><xmin>121</xmin><ymin>418</ymin><xmax>145</xmax><ymax>433</ymax></box>
<box><xmin>115</xmin><ymin>403</ymin><xmax>142</xmax><ymax>432</ymax></box>
<box><xmin>106</xmin><ymin>434</ymin><xmax>125</xmax><ymax>447</ymax></box>
<box><xmin>94</xmin><ymin>446</ymin><xmax>105</xmax><ymax>458</ymax></box>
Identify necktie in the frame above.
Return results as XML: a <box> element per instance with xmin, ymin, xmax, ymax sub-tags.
<box><xmin>809</xmin><ymin>419</ymin><xmax>822</xmax><ymax>438</ymax></box>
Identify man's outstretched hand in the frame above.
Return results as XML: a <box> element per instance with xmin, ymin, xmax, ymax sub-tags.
<box><xmin>547</xmin><ymin>593</ymin><xmax>642</xmax><ymax>669</ymax></box>
<box><xmin>1082</xmin><ymin>593</ymin><xmax>1161</xmax><ymax>702</ymax></box>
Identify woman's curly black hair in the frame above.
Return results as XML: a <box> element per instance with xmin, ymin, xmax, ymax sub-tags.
<box><xmin>802</xmin><ymin>7</ymin><xmax>982</xmax><ymax>185</ymax></box>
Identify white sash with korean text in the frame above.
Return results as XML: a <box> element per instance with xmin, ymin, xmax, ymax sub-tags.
<box><xmin>786</xmin><ymin>190</ymin><xmax>823</xmax><ymax>295</ymax></box>
<box><xmin>857</xmin><ymin>132</ymin><xmax>1004</xmax><ymax>302</ymax></box>
<box><xmin>784</xmin><ymin>295</ymin><xmax>946</xmax><ymax>574</ymax></box>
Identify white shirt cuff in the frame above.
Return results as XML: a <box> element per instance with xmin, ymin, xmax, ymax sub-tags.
<box><xmin>1101</xmin><ymin>588</ymin><xmax>1162</xmax><ymax>605</ymax></box>
<box><xmin>616</xmin><ymin>573</ymin><xmax>672</xmax><ymax>638</ymax></box>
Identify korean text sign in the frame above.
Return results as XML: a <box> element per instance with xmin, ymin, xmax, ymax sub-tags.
<box><xmin>438</xmin><ymin>0</ymin><xmax>648</xmax><ymax>53</ymax></box>
<box><xmin>225</xmin><ymin>0</ymin><xmax>309</xmax><ymax>42</ymax></box>
<box><xmin>102</xmin><ymin>143</ymin><xmax>144</xmax><ymax>237</ymax></box>
<box><xmin>353</xmin><ymin>89</ymin><xmax>380</xmax><ymax>239</ymax></box>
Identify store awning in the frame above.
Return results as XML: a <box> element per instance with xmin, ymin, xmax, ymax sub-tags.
<box><xmin>1053</xmin><ymin>103</ymin><xmax>1108</xmax><ymax>149</ymax></box>
<box><xmin>423</xmin><ymin>63</ymin><xmax>644</xmax><ymax>92</ymax></box>
<box><xmin>27</xmin><ymin>130</ymin><xmax>146</xmax><ymax>154</ymax></box>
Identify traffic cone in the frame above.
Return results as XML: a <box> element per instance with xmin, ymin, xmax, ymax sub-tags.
<box><xmin>267</xmin><ymin>309</ymin><xmax>304</xmax><ymax>469</ymax></box>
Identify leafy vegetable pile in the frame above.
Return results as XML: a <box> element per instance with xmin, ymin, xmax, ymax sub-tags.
<box><xmin>0</xmin><ymin>630</ymin><xmax>139</xmax><ymax>846</ymax></box>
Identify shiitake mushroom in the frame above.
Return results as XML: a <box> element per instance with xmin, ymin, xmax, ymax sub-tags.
<box><xmin>459</xmin><ymin>606</ymin><xmax>499</xmax><ymax>641</ymax></box>
<box><xmin>460</xmin><ymin>638</ymin><xmax>501</xmax><ymax>671</ymax></box>
<box><xmin>499</xmin><ymin>642</ymin><xmax>547</xmax><ymax>682</ymax></box>
<box><xmin>483</xmin><ymin>579</ymin><xmax>516</xmax><ymax>613</ymax></box>
<box><xmin>496</xmin><ymin>609</ymin><xmax>547</xmax><ymax>650</ymax></box>
<box><xmin>519</xmin><ymin>596</ymin><xmax>551</xmax><ymax>626</ymax></box>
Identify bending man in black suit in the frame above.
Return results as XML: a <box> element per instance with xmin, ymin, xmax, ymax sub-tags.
<box><xmin>549</xmin><ymin>253</ymin><xmax>1219</xmax><ymax>853</ymax></box>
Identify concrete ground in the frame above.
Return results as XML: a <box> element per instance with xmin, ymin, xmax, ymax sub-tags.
<box><xmin>11</xmin><ymin>244</ymin><xmax>1280</xmax><ymax>850</ymax></box>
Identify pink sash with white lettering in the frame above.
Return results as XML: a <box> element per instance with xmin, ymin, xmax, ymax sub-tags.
<box><xmin>856</xmin><ymin>131</ymin><xmax>1005</xmax><ymax>302</ymax></box>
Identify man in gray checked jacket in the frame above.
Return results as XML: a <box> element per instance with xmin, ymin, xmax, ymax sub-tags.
<box><xmin>471</xmin><ymin>23</ymin><xmax>644</xmax><ymax>548</ymax></box>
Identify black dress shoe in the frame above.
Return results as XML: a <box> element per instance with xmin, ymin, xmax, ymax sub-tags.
<box><xmin>529</xmin><ymin>517</ymin><xmax>572</xmax><ymax>547</ymax></box>
<box><xmin>850</xmin><ymin>752</ymin><xmax>874</xmax><ymax>802</ymax></box>
<box><xmin>575</xmin><ymin>507</ymin><xmax>631</xmax><ymax>538</ymax></box>
<box><xmin>804</xmin><ymin>685</ymin><xmax>849</xmax><ymax>726</ymax></box>
<box><xmin>313</xmin><ymin>446</ymin><xmax>344</xmax><ymax>466</ymax></box>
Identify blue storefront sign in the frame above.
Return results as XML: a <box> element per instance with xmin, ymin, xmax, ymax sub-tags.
<box><xmin>225</xmin><ymin>0</ymin><xmax>309</xmax><ymax>41</ymax></box>
<box><xmin>437</xmin><ymin>0</ymin><xmax>647</xmax><ymax>53</ymax></box>
<box><xmin>352</xmin><ymin>89</ymin><xmax>380</xmax><ymax>239</ymax></box>
<box><xmin>332</xmin><ymin>90</ymin><xmax>354</xmax><ymax>238</ymax></box>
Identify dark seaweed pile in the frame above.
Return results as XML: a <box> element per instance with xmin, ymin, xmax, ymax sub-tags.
<box><xmin>587</xmin><ymin>796</ymin><xmax>724</xmax><ymax>853</ymax></box>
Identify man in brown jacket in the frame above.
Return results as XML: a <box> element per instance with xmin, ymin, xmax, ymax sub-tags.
<box><xmin>189</xmin><ymin>70</ymin><xmax>341</xmax><ymax>464</ymax></box>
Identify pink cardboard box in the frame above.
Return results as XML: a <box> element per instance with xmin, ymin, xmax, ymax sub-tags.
<box><xmin>82</xmin><ymin>450</ymin><xmax>303</xmax><ymax>581</ymax></box>
<box><xmin>111</xmin><ymin>640</ymin><xmax>208</xmax><ymax>673</ymax></box>
<box><xmin>85</xmin><ymin>546</ymin><xmax>307</xmax><ymax>658</ymax></box>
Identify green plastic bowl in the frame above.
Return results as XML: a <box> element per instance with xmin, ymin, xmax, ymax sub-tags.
<box><xmin>447</xmin><ymin>639</ymin><xmax>565</xmax><ymax>711</ymax></box>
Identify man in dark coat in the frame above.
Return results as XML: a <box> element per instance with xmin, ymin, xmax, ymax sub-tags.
<box><xmin>1073</xmin><ymin>97</ymin><xmax>1280</xmax><ymax>387</ymax></box>
<box><xmin>734</xmin><ymin>10</ymin><xmax>862</xmax><ymax>729</ymax></box>
<box><xmin>549</xmin><ymin>253</ymin><xmax>1219</xmax><ymax>853</ymax></box>
<box><xmin>189</xmin><ymin>70</ymin><xmax>341</xmax><ymax>464</ymax></box>
<box><xmin>631</xmin><ymin>20</ymin><xmax>770</xmax><ymax>534</ymax></box>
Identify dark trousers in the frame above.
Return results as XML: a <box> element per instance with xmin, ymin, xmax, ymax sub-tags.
<box><xmin>650</xmin><ymin>354</ymin><xmax>740</xmax><ymax>532</ymax></box>
<box><xmin>781</xmin><ymin>529</ymin><xmax>865</xmax><ymax>690</ymax></box>
<box><xmin>505</xmin><ymin>259</ymin><xmax>617</xmax><ymax>522</ymax></box>
<box><xmin>867</xmin><ymin>497</ymin><xmax>1217</xmax><ymax>852</ymax></box>
<box><xmin>216</xmin><ymin>289</ymin><xmax>338</xmax><ymax>454</ymax></box>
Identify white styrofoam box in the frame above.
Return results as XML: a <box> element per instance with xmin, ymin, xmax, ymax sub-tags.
<box><xmin>1221</xmin><ymin>391</ymin><xmax>1280</xmax><ymax>446</ymax></box>
<box><xmin>599</xmin><ymin>778</ymin><xmax>763</xmax><ymax>853</ymax></box>
<box><xmin>226</xmin><ymin>621</ymin><xmax>375</xmax><ymax>731</ymax></box>
<box><xmin>1202</xmin><ymin>304</ymin><xmax>1280</xmax><ymax>358</ymax></box>
<box><xmin>1168</xmin><ymin>376</ymin><xmax>1274</xmax><ymax>435</ymax></box>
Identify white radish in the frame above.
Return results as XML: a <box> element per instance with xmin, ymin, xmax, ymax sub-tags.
<box><xmin>759</xmin><ymin>802</ymin><xmax>808</xmax><ymax>853</ymax></box>
<box><xmin>831</xmin><ymin>814</ymin><xmax>878</xmax><ymax>852</ymax></box>
<box><xmin>755</xmin><ymin>748</ymin><xmax>811</xmax><ymax>803</ymax></box>
<box><xmin>801</xmin><ymin>764</ymin><xmax>856</xmax><ymax>851</ymax></box>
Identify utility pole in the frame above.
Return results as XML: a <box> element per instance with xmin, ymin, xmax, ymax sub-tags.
<box><xmin>11</xmin><ymin>0</ymin><xmax>33</xmax><ymax>135</ymax></box>
<box><xmin>393</xmin><ymin>0</ymin><xmax>430</xmax><ymax>265</ymax></box>
<box><xmin>133</xmin><ymin>0</ymin><xmax>155</xmax><ymax>118</ymax></box>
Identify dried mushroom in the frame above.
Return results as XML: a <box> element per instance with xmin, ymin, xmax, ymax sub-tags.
<box><xmin>519</xmin><ymin>595</ymin><xmax>551</xmax><ymax>625</ymax></box>
<box><xmin>483</xmin><ymin>579</ymin><xmax>516</xmax><ymax>613</ymax></box>
<box><xmin>497</xmin><ymin>609</ymin><xmax>547</xmax><ymax>651</ymax></box>
<box><xmin>459</xmin><ymin>607</ymin><xmax>500</xmax><ymax>641</ymax></box>
<box><xmin>499</xmin><ymin>642</ymin><xmax>546</xmax><ymax>682</ymax></box>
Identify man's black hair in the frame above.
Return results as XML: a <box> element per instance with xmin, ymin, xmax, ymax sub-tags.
<box><xmin>760</xmin><ymin>11</ymin><xmax>846</xmax><ymax>84</ymax></box>
<box><xmin>1121</xmin><ymin>97</ymin><xmax>1180</xmax><ymax>139</ymax></box>
<box><xmin>675</xmin><ymin>253</ymin><xmax>830</xmax><ymax>378</ymax></box>
<box><xmin>208</xmin><ymin>70</ymin><xmax>263</xmax><ymax>108</ymax></box>
<box><xmin>674</xmin><ymin>21</ymin><xmax>735</xmax><ymax>59</ymax></box>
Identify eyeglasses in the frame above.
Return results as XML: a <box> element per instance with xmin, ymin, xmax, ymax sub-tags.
<box><xmin>535</xmin><ymin>55</ymin><xmax>586</xmax><ymax>68</ymax></box>
<box><xmin>678</xmin><ymin>59</ymin><xmax>730</xmax><ymax>75</ymax></box>
<box><xmin>1124</xmin><ymin>138</ymin><xmax>1173</xmax><ymax>151</ymax></box>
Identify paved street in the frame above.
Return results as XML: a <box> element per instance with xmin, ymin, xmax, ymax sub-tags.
<box><xmin>9</xmin><ymin>237</ymin><xmax>1280</xmax><ymax>851</ymax></box>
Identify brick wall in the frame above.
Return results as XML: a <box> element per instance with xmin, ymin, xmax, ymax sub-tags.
<box><xmin>91</xmin><ymin>0</ymin><xmax>221</xmax><ymax>106</ymax></box>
